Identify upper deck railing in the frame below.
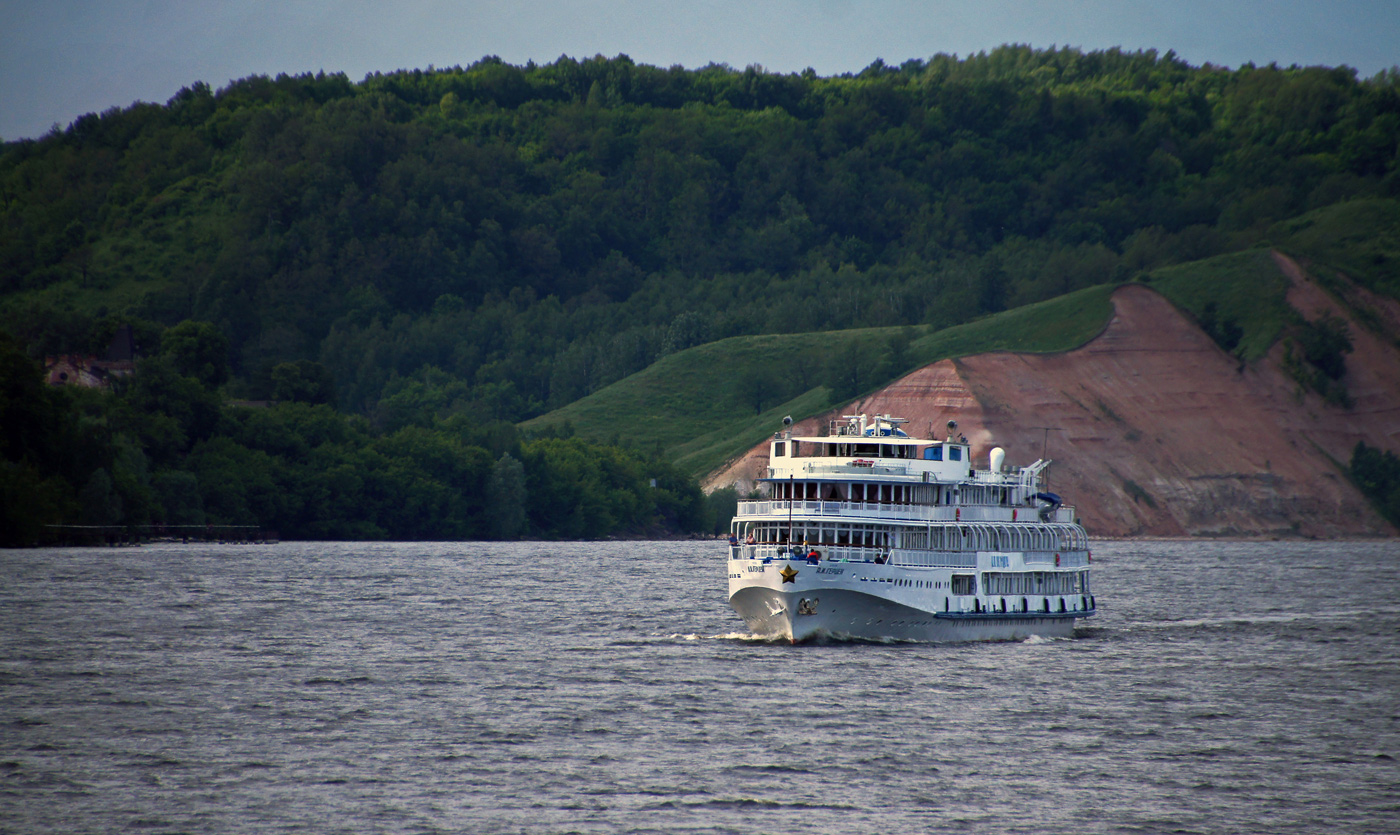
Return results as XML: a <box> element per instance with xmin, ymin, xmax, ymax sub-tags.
<box><xmin>736</xmin><ymin>499</ymin><xmax>1076</xmax><ymax>525</ymax></box>
<box><xmin>771</xmin><ymin>459</ymin><xmax>1045</xmax><ymax>487</ymax></box>
<box><xmin>729</xmin><ymin>543</ymin><xmax>979</xmax><ymax>567</ymax></box>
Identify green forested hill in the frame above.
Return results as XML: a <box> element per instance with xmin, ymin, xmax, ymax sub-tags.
<box><xmin>4</xmin><ymin>49</ymin><xmax>1398</xmax><ymax>419</ymax></box>
<box><xmin>4</xmin><ymin>48</ymin><xmax>1400</xmax><ymax>542</ymax></box>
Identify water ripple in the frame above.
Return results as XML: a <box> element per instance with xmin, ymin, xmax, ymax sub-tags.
<box><xmin>0</xmin><ymin>540</ymin><xmax>1395</xmax><ymax>834</ymax></box>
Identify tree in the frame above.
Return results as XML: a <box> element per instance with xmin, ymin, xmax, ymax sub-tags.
<box><xmin>119</xmin><ymin>355</ymin><xmax>225</xmax><ymax>461</ymax></box>
<box><xmin>271</xmin><ymin>360</ymin><xmax>337</xmax><ymax>405</ymax></box>
<box><xmin>79</xmin><ymin>468</ymin><xmax>123</xmax><ymax>525</ymax></box>
<box><xmin>488</xmin><ymin>452</ymin><xmax>528</xmax><ymax>538</ymax></box>
<box><xmin>661</xmin><ymin>311</ymin><xmax>712</xmax><ymax>356</ymax></box>
<box><xmin>877</xmin><ymin>327</ymin><xmax>916</xmax><ymax>381</ymax></box>
<box><xmin>0</xmin><ymin>462</ymin><xmax>72</xmax><ymax>545</ymax></box>
<box><xmin>704</xmin><ymin>486</ymin><xmax>739</xmax><ymax>536</ymax></box>
<box><xmin>0</xmin><ymin>333</ymin><xmax>62</xmax><ymax>469</ymax></box>
<box><xmin>1350</xmin><ymin>441</ymin><xmax>1400</xmax><ymax>526</ymax></box>
<box><xmin>733</xmin><ymin>364</ymin><xmax>783</xmax><ymax>414</ymax></box>
<box><xmin>1198</xmin><ymin>302</ymin><xmax>1243</xmax><ymax>352</ymax></box>
<box><xmin>160</xmin><ymin>321</ymin><xmax>230</xmax><ymax>387</ymax></box>
<box><xmin>153</xmin><ymin>470</ymin><xmax>205</xmax><ymax>525</ymax></box>
<box><xmin>825</xmin><ymin>340</ymin><xmax>876</xmax><ymax>403</ymax></box>
<box><xmin>1296</xmin><ymin>314</ymin><xmax>1352</xmax><ymax>380</ymax></box>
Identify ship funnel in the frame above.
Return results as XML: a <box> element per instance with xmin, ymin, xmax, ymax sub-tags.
<box><xmin>990</xmin><ymin>447</ymin><xmax>1005</xmax><ymax>472</ymax></box>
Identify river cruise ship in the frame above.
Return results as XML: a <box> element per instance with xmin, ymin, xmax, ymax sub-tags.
<box><xmin>727</xmin><ymin>413</ymin><xmax>1093</xmax><ymax>642</ymax></box>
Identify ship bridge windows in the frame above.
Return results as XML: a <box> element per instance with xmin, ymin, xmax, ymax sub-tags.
<box><xmin>773</xmin><ymin>442</ymin><xmax>786</xmax><ymax>457</ymax></box>
<box><xmin>924</xmin><ymin>445</ymin><xmax>943</xmax><ymax>461</ymax></box>
<box><xmin>819</xmin><ymin>441</ymin><xmax>917</xmax><ymax>460</ymax></box>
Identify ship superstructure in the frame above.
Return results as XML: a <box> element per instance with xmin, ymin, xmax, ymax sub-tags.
<box><xmin>727</xmin><ymin>414</ymin><xmax>1093</xmax><ymax>642</ymax></box>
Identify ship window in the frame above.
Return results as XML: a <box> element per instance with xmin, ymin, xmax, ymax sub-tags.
<box><xmin>924</xmin><ymin>445</ymin><xmax>942</xmax><ymax>460</ymax></box>
<box><xmin>773</xmin><ymin>442</ymin><xmax>786</xmax><ymax>457</ymax></box>
<box><xmin>949</xmin><ymin>447</ymin><xmax>962</xmax><ymax>461</ymax></box>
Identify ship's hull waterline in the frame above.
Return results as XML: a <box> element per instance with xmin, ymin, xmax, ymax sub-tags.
<box><xmin>730</xmin><ymin>582</ymin><xmax>1085</xmax><ymax>643</ymax></box>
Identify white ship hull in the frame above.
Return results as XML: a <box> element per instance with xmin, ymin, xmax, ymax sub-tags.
<box><xmin>728</xmin><ymin>554</ymin><xmax>1094</xmax><ymax>643</ymax></box>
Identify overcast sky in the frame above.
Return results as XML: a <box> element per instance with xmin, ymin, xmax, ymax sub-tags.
<box><xmin>3</xmin><ymin>0</ymin><xmax>1397</xmax><ymax>141</ymax></box>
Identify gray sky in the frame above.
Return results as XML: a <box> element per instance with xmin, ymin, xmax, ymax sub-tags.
<box><xmin>3</xmin><ymin>0</ymin><xmax>1397</xmax><ymax>141</ymax></box>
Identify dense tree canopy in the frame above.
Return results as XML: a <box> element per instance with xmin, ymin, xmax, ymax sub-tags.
<box><xmin>0</xmin><ymin>332</ymin><xmax>708</xmax><ymax>545</ymax></box>
<box><xmin>3</xmin><ymin>48</ymin><xmax>1397</xmax><ymax>422</ymax></box>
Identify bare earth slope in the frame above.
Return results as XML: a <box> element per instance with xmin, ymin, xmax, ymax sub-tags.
<box><xmin>707</xmin><ymin>254</ymin><xmax>1400</xmax><ymax>537</ymax></box>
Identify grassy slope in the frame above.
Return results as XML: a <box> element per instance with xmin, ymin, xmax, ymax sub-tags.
<box><xmin>1143</xmin><ymin>198</ymin><xmax>1400</xmax><ymax>359</ymax></box>
<box><xmin>525</xmin><ymin>284</ymin><xmax>1119</xmax><ymax>477</ymax></box>
<box><xmin>1146</xmin><ymin>249</ymin><xmax>1295</xmax><ymax>361</ymax></box>
<box><xmin>522</xmin><ymin>330</ymin><xmax>864</xmax><ymax>474</ymax></box>
<box><xmin>1268</xmin><ymin>198</ymin><xmax>1400</xmax><ymax>300</ymax></box>
<box><xmin>907</xmin><ymin>283</ymin><xmax>1117</xmax><ymax>366</ymax></box>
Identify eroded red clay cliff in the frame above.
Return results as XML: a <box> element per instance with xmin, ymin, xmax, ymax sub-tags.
<box><xmin>706</xmin><ymin>253</ymin><xmax>1399</xmax><ymax>538</ymax></box>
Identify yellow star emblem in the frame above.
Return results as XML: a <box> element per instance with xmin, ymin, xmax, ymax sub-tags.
<box><xmin>779</xmin><ymin>565</ymin><xmax>798</xmax><ymax>583</ymax></box>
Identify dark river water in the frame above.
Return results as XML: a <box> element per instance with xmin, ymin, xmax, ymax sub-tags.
<box><xmin>1</xmin><ymin>540</ymin><xmax>1397</xmax><ymax>834</ymax></box>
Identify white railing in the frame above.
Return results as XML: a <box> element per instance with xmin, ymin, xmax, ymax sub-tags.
<box><xmin>889</xmin><ymin>550</ymin><xmax>978</xmax><ymax>568</ymax></box>
<box><xmin>798</xmin><ymin>462</ymin><xmax>912</xmax><ymax>476</ymax></box>
<box><xmin>728</xmin><ymin>544</ymin><xmax>986</xmax><ymax>568</ymax></box>
<box><xmin>770</xmin><ymin>461</ymin><xmax>1041</xmax><ymax>487</ymax></box>
<box><xmin>736</xmin><ymin>500</ymin><xmax>1077</xmax><ymax>525</ymax></box>
<box><xmin>734</xmin><ymin>543</ymin><xmax>903</xmax><ymax>563</ymax></box>
<box><xmin>730</xmin><ymin>543</ymin><xmax>1087</xmax><ymax>570</ymax></box>
<box><xmin>729</xmin><ymin>543</ymin><xmax>883</xmax><ymax>562</ymax></box>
